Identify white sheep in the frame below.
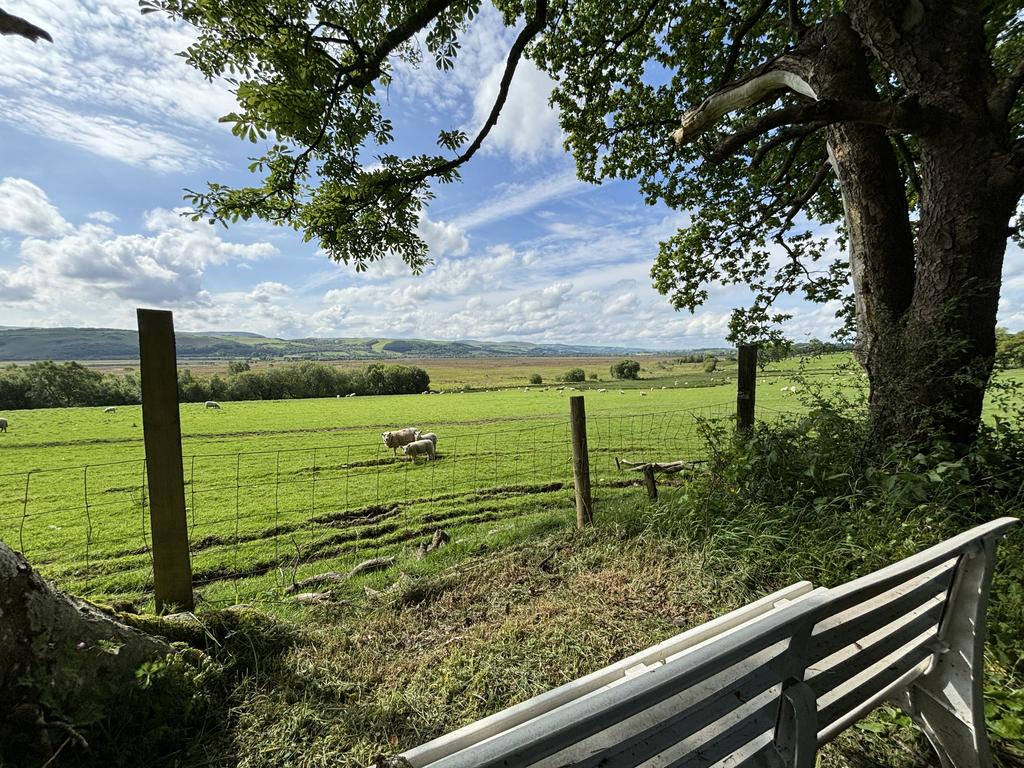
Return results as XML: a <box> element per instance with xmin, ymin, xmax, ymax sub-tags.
<box><xmin>205</xmin><ymin>401</ymin><xmax>221</xmax><ymax>409</ymax></box>
<box><xmin>382</xmin><ymin>427</ymin><xmax>419</xmax><ymax>455</ymax></box>
<box><xmin>417</xmin><ymin>432</ymin><xmax>438</xmax><ymax>447</ymax></box>
<box><xmin>103</xmin><ymin>406</ymin><xmax>117</xmax><ymax>413</ymax></box>
<box><xmin>0</xmin><ymin>417</ymin><xmax>7</xmax><ymax>432</ymax></box>
<box><xmin>402</xmin><ymin>438</ymin><xmax>436</xmax><ymax>461</ymax></box>
<box><xmin>598</xmin><ymin>388</ymin><xmax>607</xmax><ymax>392</ymax></box>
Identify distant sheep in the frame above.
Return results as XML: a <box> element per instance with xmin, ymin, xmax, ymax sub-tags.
<box><xmin>598</xmin><ymin>388</ymin><xmax>607</xmax><ymax>392</ymax></box>
<box><xmin>382</xmin><ymin>427</ymin><xmax>419</xmax><ymax>455</ymax></box>
<box><xmin>103</xmin><ymin>406</ymin><xmax>117</xmax><ymax>413</ymax></box>
<box><xmin>0</xmin><ymin>417</ymin><xmax>7</xmax><ymax>432</ymax></box>
<box><xmin>402</xmin><ymin>438</ymin><xmax>436</xmax><ymax>461</ymax></box>
<box><xmin>205</xmin><ymin>401</ymin><xmax>221</xmax><ymax>409</ymax></box>
<box><xmin>417</xmin><ymin>432</ymin><xmax>437</xmax><ymax>447</ymax></box>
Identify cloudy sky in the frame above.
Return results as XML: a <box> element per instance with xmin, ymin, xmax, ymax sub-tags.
<box><xmin>1</xmin><ymin>1</ymin><xmax>1021</xmax><ymax>349</ymax></box>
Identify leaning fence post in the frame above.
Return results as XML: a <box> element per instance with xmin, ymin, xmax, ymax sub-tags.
<box><xmin>569</xmin><ymin>395</ymin><xmax>593</xmax><ymax>528</ymax></box>
<box><xmin>137</xmin><ymin>308</ymin><xmax>194</xmax><ymax>613</ymax></box>
<box><xmin>736</xmin><ymin>343</ymin><xmax>758</xmax><ymax>435</ymax></box>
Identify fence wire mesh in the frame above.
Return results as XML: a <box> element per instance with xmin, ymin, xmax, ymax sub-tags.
<box><xmin>0</xmin><ymin>403</ymin><xmax>736</xmax><ymax>605</ymax></box>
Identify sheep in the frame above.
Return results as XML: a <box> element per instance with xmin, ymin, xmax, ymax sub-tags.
<box><xmin>0</xmin><ymin>417</ymin><xmax>7</xmax><ymax>432</ymax></box>
<box><xmin>205</xmin><ymin>401</ymin><xmax>221</xmax><ymax>409</ymax></box>
<box><xmin>417</xmin><ymin>432</ymin><xmax>438</xmax><ymax>447</ymax></box>
<box><xmin>103</xmin><ymin>406</ymin><xmax>117</xmax><ymax>413</ymax></box>
<box><xmin>402</xmin><ymin>438</ymin><xmax>436</xmax><ymax>461</ymax></box>
<box><xmin>382</xmin><ymin>427</ymin><xmax>419</xmax><ymax>456</ymax></box>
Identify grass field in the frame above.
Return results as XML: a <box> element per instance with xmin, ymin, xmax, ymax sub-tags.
<box><xmin>1</xmin><ymin>353</ymin><xmax>1018</xmax><ymax>611</ymax></box>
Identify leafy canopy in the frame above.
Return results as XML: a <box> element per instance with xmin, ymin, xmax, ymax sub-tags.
<box><xmin>146</xmin><ymin>0</ymin><xmax>1024</xmax><ymax>339</ymax></box>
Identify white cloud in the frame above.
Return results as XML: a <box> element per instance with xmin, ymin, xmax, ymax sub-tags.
<box><xmin>390</xmin><ymin>4</ymin><xmax>562</xmax><ymax>163</ymax></box>
<box><xmin>470</xmin><ymin>57</ymin><xmax>563</xmax><ymax>163</ymax></box>
<box><xmin>0</xmin><ymin>0</ymin><xmax>233</xmax><ymax>170</ymax></box>
<box><xmin>0</xmin><ymin>177</ymin><xmax>71</xmax><ymax>237</ymax></box>
<box><xmin>452</xmin><ymin>170</ymin><xmax>584</xmax><ymax>231</ymax></box>
<box><xmin>0</xmin><ymin>97</ymin><xmax>218</xmax><ymax>172</ymax></box>
<box><xmin>0</xmin><ymin>182</ymin><xmax>278</xmax><ymax>318</ymax></box>
<box><xmin>87</xmin><ymin>210</ymin><xmax>119</xmax><ymax>224</ymax></box>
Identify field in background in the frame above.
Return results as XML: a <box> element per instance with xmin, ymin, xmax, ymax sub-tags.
<box><xmin>2</xmin><ymin>352</ymin><xmax>1019</xmax><ymax>610</ymax></box>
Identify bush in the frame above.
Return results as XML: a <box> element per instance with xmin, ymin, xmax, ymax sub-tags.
<box><xmin>703</xmin><ymin>356</ymin><xmax>717</xmax><ymax>373</ymax></box>
<box><xmin>588</xmin><ymin>373</ymin><xmax>598</xmax><ymax>380</ymax></box>
<box><xmin>529</xmin><ymin>374</ymin><xmax>542</xmax><ymax>385</ymax></box>
<box><xmin>559</xmin><ymin>368</ymin><xmax>586</xmax><ymax>383</ymax></box>
<box><xmin>610</xmin><ymin>359</ymin><xmax>641</xmax><ymax>379</ymax></box>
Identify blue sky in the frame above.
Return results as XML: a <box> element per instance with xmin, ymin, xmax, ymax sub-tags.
<box><xmin>1</xmin><ymin>1</ymin><xmax>1021</xmax><ymax>349</ymax></box>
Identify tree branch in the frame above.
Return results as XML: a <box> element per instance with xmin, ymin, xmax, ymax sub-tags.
<box><xmin>686</xmin><ymin>98</ymin><xmax>922</xmax><ymax>163</ymax></box>
<box><xmin>891</xmin><ymin>134</ymin><xmax>921</xmax><ymax>197</ymax></box>
<box><xmin>719</xmin><ymin>0</ymin><xmax>772</xmax><ymax>86</ymax></box>
<box><xmin>779</xmin><ymin>159</ymin><xmax>831</xmax><ymax>230</ymax></box>
<box><xmin>395</xmin><ymin>0</ymin><xmax>549</xmax><ymax>185</ymax></box>
<box><xmin>989</xmin><ymin>57</ymin><xmax>1024</xmax><ymax>123</ymax></box>
<box><xmin>749</xmin><ymin>122</ymin><xmax>824</xmax><ymax>168</ymax></box>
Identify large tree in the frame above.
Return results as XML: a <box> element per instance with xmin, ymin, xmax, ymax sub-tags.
<box><xmin>148</xmin><ymin>0</ymin><xmax>1024</xmax><ymax>445</ymax></box>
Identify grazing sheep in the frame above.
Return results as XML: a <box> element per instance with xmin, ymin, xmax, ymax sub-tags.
<box><xmin>382</xmin><ymin>427</ymin><xmax>419</xmax><ymax>455</ymax></box>
<box><xmin>598</xmin><ymin>388</ymin><xmax>607</xmax><ymax>392</ymax></box>
<box><xmin>205</xmin><ymin>401</ymin><xmax>221</xmax><ymax>409</ymax></box>
<box><xmin>0</xmin><ymin>417</ymin><xmax>7</xmax><ymax>432</ymax></box>
<box><xmin>347</xmin><ymin>392</ymin><xmax>357</xmax><ymax>397</ymax></box>
<box><xmin>417</xmin><ymin>432</ymin><xmax>437</xmax><ymax>447</ymax></box>
<box><xmin>402</xmin><ymin>438</ymin><xmax>436</xmax><ymax>461</ymax></box>
<box><xmin>640</xmin><ymin>392</ymin><xmax>647</xmax><ymax>396</ymax></box>
<box><xmin>103</xmin><ymin>406</ymin><xmax>117</xmax><ymax>413</ymax></box>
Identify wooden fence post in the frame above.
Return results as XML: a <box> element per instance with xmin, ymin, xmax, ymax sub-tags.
<box><xmin>569</xmin><ymin>395</ymin><xmax>593</xmax><ymax>528</ymax></box>
<box><xmin>137</xmin><ymin>308</ymin><xmax>194</xmax><ymax>613</ymax></box>
<box><xmin>642</xmin><ymin>465</ymin><xmax>658</xmax><ymax>501</ymax></box>
<box><xmin>737</xmin><ymin>343</ymin><xmax>758</xmax><ymax>435</ymax></box>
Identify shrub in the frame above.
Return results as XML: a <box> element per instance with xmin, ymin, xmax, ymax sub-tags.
<box><xmin>529</xmin><ymin>374</ymin><xmax>542</xmax><ymax>385</ymax></box>
<box><xmin>703</xmin><ymin>356</ymin><xmax>717</xmax><ymax>373</ymax></box>
<box><xmin>610</xmin><ymin>359</ymin><xmax>641</xmax><ymax>379</ymax></box>
<box><xmin>588</xmin><ymin>372</ymin><xmax>598</xmax><ymax>380</ymax></box>
<box><xmin>560</xmin><ymin>368</ymin><xmax>586</xmax><ymax>383</ymax></box>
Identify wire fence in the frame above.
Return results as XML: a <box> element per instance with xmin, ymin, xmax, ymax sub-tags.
<box><xmin>0</xmin><ymin>403</ymin><xmax>737</xmax><ymax>605</ymax></box>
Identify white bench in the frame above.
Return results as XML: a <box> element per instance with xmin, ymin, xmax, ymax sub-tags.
<box><xmin>397</xmin><ymin>517</ymin><xmax>1018</xmax><ymax>768</ymax></box>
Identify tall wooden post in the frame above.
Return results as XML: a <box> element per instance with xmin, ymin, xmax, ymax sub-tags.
<box><xmin>737</xmin><ymin>343</ymin><xmax>757</xmax><ymax>435</ymax></box>
<box><xmin>569</xmin><ymin>395</ymin><xmax>593</xmax><ymax>528</ymax></box>
<box><xmin>137</xmin><ymin>309</ymin><xmax>194</xmax><ymax>612</ymax></box>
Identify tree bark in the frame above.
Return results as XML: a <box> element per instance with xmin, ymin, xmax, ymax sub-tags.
<box><xmin>0</xmin><ymin>542</ymin><xmax>170</xmax><ymax>765</ymax></box>
<box><xmin>848</xmin><ymin>0</ymin><xmax>1020</xmax><ymax>445</ymax></box>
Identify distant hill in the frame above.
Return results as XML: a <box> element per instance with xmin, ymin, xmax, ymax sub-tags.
<box><xmin>0</xmin><ymin>327</ymin><xmax>678</xmax><ymax>362</ymax></box>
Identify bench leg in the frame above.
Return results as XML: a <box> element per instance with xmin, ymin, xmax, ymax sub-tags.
<box><xmin>897</xmin><ymin>539</ymin><xmax>996</xmax><ymax>768</ymax></box>
<box><xmin>775</xmin><ymin>680</ymin><xmax>818</xmax><ymax>768</ymax></box>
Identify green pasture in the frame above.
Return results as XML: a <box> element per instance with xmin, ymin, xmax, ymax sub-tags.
<box><xmin>1</xmin><ymin>353</ymin><xmax>1017</xmax><ymax>609</ymax></box>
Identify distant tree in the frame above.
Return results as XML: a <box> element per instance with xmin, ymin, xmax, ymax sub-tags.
<box><xmin>560</xmin><ymin>368</ymin><xmax>586</xmax><ymax>383</ymax></box>
<box><xmin>757</xmin><ymin>341</ymin><xmax>793</xmax><ymax>371</ymax></box>
<box><xmin>995</xmin><ymin>328</ymin><xmax>1024</xmax><ymax>369</ymax></box>
<box><xmin>529</xmin><ymin>373</ymin><xmax>542</xmax><ymax>385</ymax></box>
<box><xmin>703</xmin><ymin>356</ymin><xmax>718</xmax><ymax>374</ymax></box>
<box><xmin>610</xmin><ymin>359</ymin><xmax>641</xmax><ymax>380</ymax></box>
<box><xmin>227</xmin><ymin>361</ymin><xmax>251</xmax><ymax>374</ymax></box>
<box><xmin>588</xmin><ymin>372</ymin><xmax>598</xmax><ymax>380</ymax></box>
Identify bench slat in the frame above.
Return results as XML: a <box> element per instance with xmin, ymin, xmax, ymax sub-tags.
<box><xmin>568</xmin><ymin>653</ymin><xmax>787</xmax><ymax>767</ymax></box>
<box><xmin>807</xmin><ymin>602</ymin><xmax>942</xmax><ymax>698</ymax></box>
<box><xmin>816</xmin><ymin>625</ymin><xmax>936</xmax><ymax>734</ymax></box>
<box><xmin>806</xmin><ymin>560</ymin><xmax>953</xmax><ymax>663</ymax></box>
<box><xmin>806</xmin><ymin>518</ymin><xmax>1017</xmax><ymax>626</ymax></box>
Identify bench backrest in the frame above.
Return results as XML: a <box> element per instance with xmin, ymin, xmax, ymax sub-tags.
<box><xmin>399</xmin><ymin>517</ymin><xmax>1018</xmax><ymax>768</ymax></box>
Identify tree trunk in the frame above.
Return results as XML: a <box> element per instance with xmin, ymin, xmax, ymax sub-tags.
<box><xmin>847</xmin><ymin>0</ymin><xmax>1021</xmax><ymax>446</ymax></box>
<box><xmin>0</xmin><ymin>542</ymin><xmax>170</xmax><ymax>765</ymax></box>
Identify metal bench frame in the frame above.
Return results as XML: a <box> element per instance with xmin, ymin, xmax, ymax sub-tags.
<box><xmin>399</xmin><ymin>517</ymin><xmax>1019</xmax><ymax>768</ymax></box>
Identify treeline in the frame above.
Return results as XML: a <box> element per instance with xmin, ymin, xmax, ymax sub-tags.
<box><xmin>177</xmin><ymin>362</ymin><xmax>429</xmax><ymax>402</ymax></box>
<box><xmin>0</xmin><ymin>361</ymin><xmax>429</xmax><ymax>410</ymax></box>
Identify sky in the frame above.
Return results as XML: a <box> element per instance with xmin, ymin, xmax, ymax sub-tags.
<box><xmin>1</xmin><ymin>1</ymin><xmax>1022</xmax><ymax>350</ymax></box>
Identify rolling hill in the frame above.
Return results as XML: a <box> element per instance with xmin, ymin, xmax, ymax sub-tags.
<box><xmin>0</xmin><ymin>327</ymin><xmax>694</xmax><ymax>362</ymax></box>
